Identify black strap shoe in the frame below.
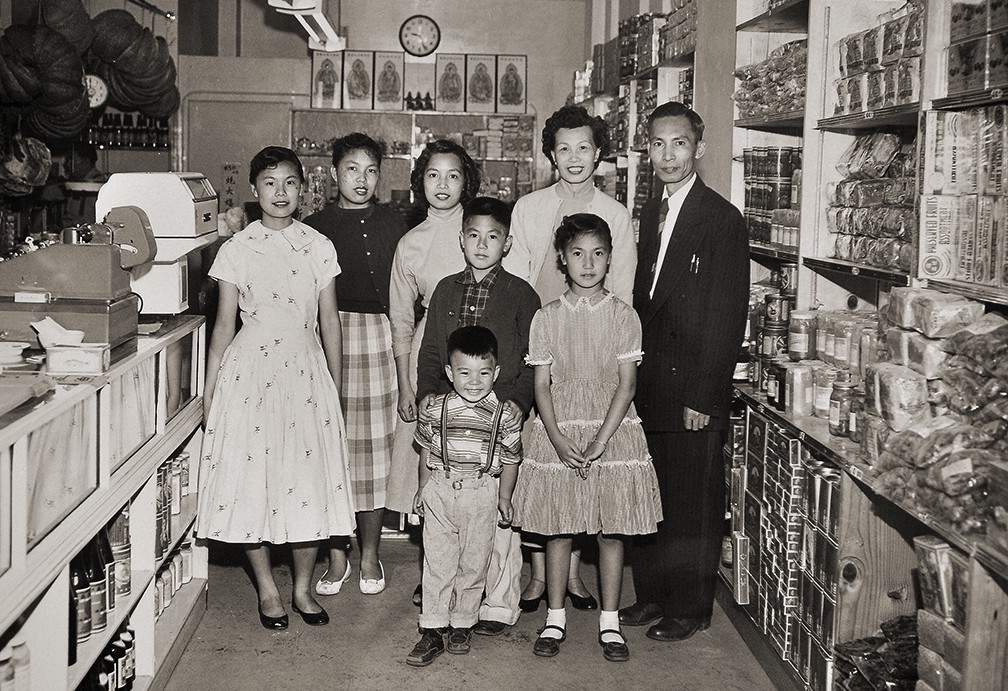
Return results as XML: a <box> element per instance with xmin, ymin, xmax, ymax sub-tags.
<box><xmin>407</xmin><ymin>627</ymin><xmax>447</xmax><ymax>666</ymax></box>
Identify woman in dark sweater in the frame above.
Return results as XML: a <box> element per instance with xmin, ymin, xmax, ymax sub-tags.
<box><xmin>303</xmin><ymin>132</ymin><xmax>408</xmax><ymax>596</ymax></box>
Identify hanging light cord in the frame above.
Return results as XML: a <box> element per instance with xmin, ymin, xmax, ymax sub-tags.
<box><xmin>124</xmin><ymin>0</ymin><xmax>176</xmax><ymax>21</ymax></box>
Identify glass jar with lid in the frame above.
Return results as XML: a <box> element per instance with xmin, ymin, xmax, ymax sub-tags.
<box><xmin>829</xmin><ymin>381</ymin><xmax>857</xmax><ymax>436</ymax></box>
<box><xmin>788</xmin><ymin>311</ymin><xmax>817</xmax><ymax>361</ymax></box>
<box><xmin>813</xmin><ymin>365</ymin><xmax>838</xmax><ymax>418</ymax></box>
<box><xmin>847</xmin><ymin>387</ymin><xmax>865</xmax><ymax>442</ymax></box>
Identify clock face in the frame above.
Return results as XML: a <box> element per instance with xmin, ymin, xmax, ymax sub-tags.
<box><xmin>399</xmin><ymin>14</ymin><xmax>440</xmax><ymax>57</ymax></box>
<box><xmin>84</xmin><ymin>74</ymin><xmax>108</xmax><ymax>108</ymax></box>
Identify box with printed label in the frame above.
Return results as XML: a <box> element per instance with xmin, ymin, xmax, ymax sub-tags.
<box><xmin>956</xmin><ymin>196</ymin><xmax>979</xmax><ymax>283</ymax></box>
<box><xmin>975</xmin><ymin>195</ymin><xmax>1002</xmax><ymax>284</ymax></box>
<box><xmin>979</xmin><ymin>105</ymin><xmax>1007</xmax><ymax>195</ymax></box>
<box><xmin>948</xmin><ymin>36</ymin><xmax>988</xmax><ymax>95</ymax></box>
<box><xmin>919</xmin><ymin>195</ymin><xmax>974</xmax><ymax>278</ymax></box>
<box><xmin>924</xmin><ymin>111</ymin><xmax>980</xmax><ymax>195</ymax></box>
<box><xmin>998</xmin><ymin>194</ymin><xmax>1008</xmax><ymax>287</ymax></box>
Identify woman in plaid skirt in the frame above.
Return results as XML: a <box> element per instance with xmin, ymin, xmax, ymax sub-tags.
<box><xmin>303</xmin><ymin>133</ymin><xmax>408</xmax><ymax>595</ymax></box>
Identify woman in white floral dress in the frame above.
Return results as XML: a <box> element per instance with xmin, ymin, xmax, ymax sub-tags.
<box><xmin>197</xmin><ymin>146</ymin><xmax>355</xmax><ymax>629</ymax></box>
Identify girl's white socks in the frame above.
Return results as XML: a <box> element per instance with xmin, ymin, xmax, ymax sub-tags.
<box><xmin>541</xmin><ymin>607</ymin><xmax>566</xmax><ymax>638</ymax></box>
<box><xmin>599</xmin><ymin>610</ymin><xmax>622</xmax><ymax>643</ymax></box>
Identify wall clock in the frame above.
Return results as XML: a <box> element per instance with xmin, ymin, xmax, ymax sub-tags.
<box><xmin>399</xmin><ymin>14</ymin><xmax>440</xmax><ymax>57</ymax></box>
<box><xmin>84</xmin><ymin>74</ymin><xmax>109</xmax><ymax>108</ymax></box>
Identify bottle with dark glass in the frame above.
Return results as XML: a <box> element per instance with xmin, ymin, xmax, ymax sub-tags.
<box><xmin>101</xmin><ymin>653</ymin><xmax>117</xmax><ymax>691</ymax></box>
<box><xmin>96</xmin><ymin>529</ymin><xmax>117</xmax><ymax>613</ymax></box>
<box><xmin>70</xmin><ymin>555</ymin><xmax>92</xmax><ymax>645</ymax></box>
<box><xmin>110</xmin><ymin>640</ymin><xmax>130</xmax><ymax>690</ymax></box>
<box><xmin>83</xmin><ymin>540</ymin><xmax>108</xmax><ymax>634</ymax></box>
<box><xmin>68</xmin><ymin>580</ymin><xmax>78</xmax><ymax>666</ymax></box>
<box><xmin>112</xmin><ymin>114</ymin><xmax>123</xmax><ymax>148</ymax></box>
<box><xmin>122</xmin><ymin>114</ymin><xmax>135</xmax><ymax>148</ymax></box>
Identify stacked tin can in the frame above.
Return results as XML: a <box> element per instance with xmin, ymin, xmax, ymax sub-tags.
<box><xmin>743</xmin><ymin>147</ymin><xmax>801</xmax><ymax>245</ymax></box>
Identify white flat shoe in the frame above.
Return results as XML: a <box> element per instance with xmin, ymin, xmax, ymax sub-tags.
<box><xmin>359</xmin><ymin>561</ymin><xmax>385</xmax><ymax>595</ymax></box>
<box><xmin>315</xmin><ymin>561</ymin><xmax>352</xmax><ymax>596</ymax></box>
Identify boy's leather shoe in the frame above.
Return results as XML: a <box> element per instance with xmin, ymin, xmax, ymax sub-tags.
<box><xmin>447</xmin><ymin>626</ymin><xmax>472</xmax><ymax>654</ymax></box>
<box><xmin>406</xmin><ymin>627</ymin><xmax>446</xmax><ymax>666</ymax></box>
<box><xmin>618</xmin><ymin>601</ymin><xmax>663</xmax><ymax>627</ymax></box>
<box><xmin>472</xmin><ymin>619</ymin><xmax>508</xmax><ymax>636</ymax></box>
<box><xmin>645</xmin><ymin>616</ymin><xmax>710</xmax><ymax>642</ymax></box>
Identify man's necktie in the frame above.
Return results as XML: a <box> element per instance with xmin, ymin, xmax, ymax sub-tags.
<box><xmin>649</xmin><ymin>198</ymin><xmax>670</xmax><ymax>287</ymax></box>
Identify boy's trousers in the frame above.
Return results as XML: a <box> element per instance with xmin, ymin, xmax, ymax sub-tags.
<box><xmin>419</xmin><ymin>470</ymin><xmax>498</xmax><ymax>629</ymax></box>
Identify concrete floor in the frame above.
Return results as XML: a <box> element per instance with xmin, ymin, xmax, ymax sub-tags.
<box><xmin>164</xmin><ymin>535</ymin><xmax>774</xmax><ymax>691</ymax></box>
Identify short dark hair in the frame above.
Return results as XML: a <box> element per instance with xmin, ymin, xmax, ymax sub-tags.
<box><xmin>647</xmin><ymin>101</ymin><xmax>705</xmax><ymax>142</ymax></box>
<box><xmin>553</xmin><ymin>212</ymin><xmax>613</xmax><ymax>274</ymax></box>
<box><xmin>249</xmin><ymin>146</ymin><xmax>304</xmax><ymax>185</ymax></box>
<box><xmin>331</xmin><ymin>132</ymin><xmax>384</xmax><ymax>169</ymax></box>
<box><xmin>463</xmin><ymin>196</ymin><xmax>512</xmax><ymax>231</ymax></box>
<box><xmin>447</xmin><ymin>325</ymin><xmax>498</xmax><ymax>362</ymax></box>
<box><xmin>410</xmin><ymin>139</ymin><xmax>482</xmax><ymax>208</ymax></box>
<box><xmin>541</xmin><ymin>105</ymin><xmax>610</xmax><ymax>165</ymax></box>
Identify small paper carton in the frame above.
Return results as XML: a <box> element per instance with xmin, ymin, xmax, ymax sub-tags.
<box><xmin>919</xmin><ymin>194</ymin><xmax>974</xmax><ymax>278</ymax></box>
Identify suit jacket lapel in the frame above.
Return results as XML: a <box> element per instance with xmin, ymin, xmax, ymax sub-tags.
<box><xmin>645</xmin><ymin>178</ymin><xmax>709</xmax><ymax>324</ymax></box>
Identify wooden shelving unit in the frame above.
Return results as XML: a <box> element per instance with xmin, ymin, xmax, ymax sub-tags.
<box><xmin>0</xmin><ymin>317</ymin><xmax>207</xmax><ymax>691</ymax></box>
<box><xmin>816</xmin><ymin>103</ymin><xmax>920</xmax><ymax>131</ymax></box>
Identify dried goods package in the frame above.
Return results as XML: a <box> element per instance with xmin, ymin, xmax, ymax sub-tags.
<box><xmin>907</xmin><ymin>333</ymin><xmax>949</xmax><ymax>378</ymax></box>
<box><xmin>910</xmin><ymin>291</ymin><xmax>984</xmax><ymax>338</ymax></box>
<box><xmin>914</xmin><ymin>535</ymin><xmax>952</xmax><ymax>618</ymax></box>
<box><xmin>878</xmin><ymin>364</ymin><xmax>930</xmax><ymax>431</ymax></box>
<box><xmin>885</xmin><ymin>326</ymin><xmax>913</xmax><ymax>365</ymax></box>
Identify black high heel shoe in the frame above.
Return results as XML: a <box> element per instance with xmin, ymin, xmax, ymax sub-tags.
<box><xmin>258</xmin><ymin>605</ymin><xmax>289</xmax><ymax>630</ymax></box>
<box><xmin>291</xmin><ymin>600</ymin><xmax>330</xmax><ymax>626</ymax></box>
<box><xmin>520</xmin><ymin>592</ymin><xmax>544</xmax><ymax>616</ymax></box>
<box><xmin>567</xmin><ymin>590</ymin><xmax>598</xmax><ymax>611</ymax></box>
<box><xmin>518</xmin><ymin>580</ymin><xmax>546</xmax><ymax>613</ymax></box>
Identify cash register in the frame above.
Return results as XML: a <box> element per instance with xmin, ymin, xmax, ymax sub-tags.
<box><xmin>0</xmin><ymin>206</ymin><xmax>156</xmax><ymax>348</ymax></box>
<box><xmin>96</xmin><ymin>172</ymin><xmax>219</xmax><ymax>314</ymax></box>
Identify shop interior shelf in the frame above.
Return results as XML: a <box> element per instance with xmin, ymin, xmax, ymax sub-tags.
<box><xmin>933</xmin><ymin>88</ymin><xmax>1008</xmax><ymax>111</ymax></box>
<box><xmin>296</xmin><ymin>151</ymin><xmax>412</xmax><ymax>160</ymax></box>
<box><xmin>734</xmin><ymin>384</ymin><xmax>1008</xmax><ymax>585</ymax></box>
<box><xmin>750</xmin><ymin>243</ymin><xmax>799</xmax><ymax>262</ymax></box>
<box><xmin>803</xmin><ymin>256</ymin><xmax>910</xmax><ymax>285</ymax></box>
<box><xmin>152</xmin><ymin>578</ymin><xmax>208</xmax><ymax>690</ymax></box>
<box><xmin>736</xmin><ymin>0</ymin><xmax>809</xmax><ymax>33</ymax></box>
<box><xmin>156</xmin><ymin>495</ymin><xmax>198</xmax><ymax>573</ymax></box>
<box><xmin>67</xmin><ymin>569</ymin><xmax>155</xmax><ymax>691</ymax></box>
<box><xmin>816</xmin><ymin>103</ymin><xmax>919</xmax><ymax>131</ymax></box>
<box><xmin>925</xmin><ymin>279</ymin><xmax>1008</xmax><ymax>307</ymax></box>
<box><xmin>734</xmin><ymin>111</ymin><xmax>805</xmax><ymax>133</ymax></box>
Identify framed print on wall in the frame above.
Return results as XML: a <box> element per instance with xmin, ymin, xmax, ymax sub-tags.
<box><xmin>311</xmin><ymin>51</ymin><xmax>343</xmax><ymax>109</ymax></box>
<box><xmin>496</xmin><ymin>54</ymin><xmax>527</xmax><ymax>113</ymax></box>
<box><xmin>465</xmin><ymin>54</ymin><xmax>496</xmax><ymax>113</ymax></box>
<box><xmin>435</xmin><ymin>53</ymin><xmax>465</xmax><ymax>112</ymax></box>
<box><xmin>373</xmin><ymin>51</ymin><xmax>405</xmax><ymax>111</ymax></box>
<box><xmin>342</xmin><ymin>50</ymin><xmax>374</xmax><ymax>110</ymax></box>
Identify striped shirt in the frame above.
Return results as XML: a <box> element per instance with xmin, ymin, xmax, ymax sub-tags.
<box><xmin>414</xmin><ymin>391</ymin><xmax>522</xmax><ymax>475</ymax></box>
<box><xmin>457</xmin><ymin>265</ymin><xmax>500</xmax><ymax>327</ymax></box>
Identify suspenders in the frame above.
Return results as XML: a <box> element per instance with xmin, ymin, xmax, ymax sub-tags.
<box><xmin>439</xmin><ymin>395</ymin><xmax>506</xmax><ymax>478</ymax></box>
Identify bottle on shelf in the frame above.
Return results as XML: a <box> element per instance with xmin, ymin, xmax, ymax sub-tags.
<box><xmin>71</xmin><ymin>555</ymin><xmax>93</xmax><ymax>644</ymax></box>
<box><xmin>100</xmin><ymin>653</ymin><xmax>116</xmax><ymax>691</ymax></box>
<box><xmin>122</xmin><ymin>114</ymin><xmax>135</xmax><ymax>148</ymax></box>
<box><xmin>111</xmin><ymin>114</ymin><xmax>123</xmax><ymax>148</ymax></box>
<box><xmin>96</xmin><ymin>528</ymin><xmax>117</xmax><ymax>613</ymax></box>
<box><xmin>8</xmin><ymin>636</ymin><xmax>28</xmax><ymax>691</ymax></box>
<box><xmin>110</xmin><ymin>640</ymin><xmax>130</xmax><ymax>691</ymax></box>
<box><xmin>108</xmin><ymin>506</ymin><xmax>131</xmax><ymax>598</ymax></box>
<box><xmin>0</xmin><ymin>646</ymin><xmax>14</xmax><ymax>691</ymax></box>
<box><xmin>120</xmin><ymin>626</ymin><xmax>135</xmax><ymax>685</ymax></box>
<box><xmin>68</xmin><ymin>579</ymin><xmax>78</xmax><ymax>666</ymax></box>
<box><xmin>83</xmin><ymin>539</ymin><xmax>108</xmax><ymax>634</ymax></box>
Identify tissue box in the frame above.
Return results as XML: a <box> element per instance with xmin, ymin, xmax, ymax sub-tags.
<box><xmin>46</xmin><ymin>343</ymin><xmax>111</xmax><ymax>375</ymax></box>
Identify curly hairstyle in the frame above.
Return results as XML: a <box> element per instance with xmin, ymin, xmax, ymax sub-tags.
<box><xmin>330</xmin><ymin>132</ymin><xmax>385</xmax><ymax>169</ymax></box>
<box><xmin>541</xmin><ymin>105</ymin><xmax>610</xmax><ymax>165</ymax></box>
<box><xmin>249</xmin><ymin>146</ymin><xmax>304</xmax><ymax>185</ymax></box>
<box><xmin>553</xmin><ymin>212</ymin><xmax>612</xmax><ymax>274</ymax></box>
<box><xmin>409</xmin><ymin>139</ymin><xmax>482</xmax><ymax>208</ymax></box>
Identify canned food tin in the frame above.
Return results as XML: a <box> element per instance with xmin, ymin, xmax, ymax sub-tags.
<box><xmin>761</xmin><ymin>324</ymin><xmax>788</xmax><ymax>358</ymax></box>
<box><xmin>765</xmin><ymin>293</ymin><xmax>790</xmax><ymax>325</ymax></box>
<box><xmin>779</xmin><ymin>262</ymin><xmax>798</xmax><ymax>296</ymax></box>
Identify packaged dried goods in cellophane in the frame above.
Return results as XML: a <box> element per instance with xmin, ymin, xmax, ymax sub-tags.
<box><xmin>943</xmin><ymin>311</ymin><xmax>1008</xmax><ymax>377</ymax></box>
<box><xmin>951</xmin><ymin>0</ymin><xmax>989</xmax><ymax>45</ymax></box>
<box><xmin>910</xmin><ymin>289</ymin><xmax>985</xmax><ymax>340</ymax></box>
<box><xmin>837</xmin><ymin>132</ymin><xmax>901</xmax><ymax>179</ymax></box>
<box><xmin>865</xmin><ymin>362</ymin><xmax>930</xmax><ymax>432</ymax></box>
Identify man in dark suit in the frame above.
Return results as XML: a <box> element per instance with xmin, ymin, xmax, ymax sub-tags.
<box><xmin>620</xmin><ymin>102</ymin><xmax>749</xmax><ymax>641</ymax></box>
